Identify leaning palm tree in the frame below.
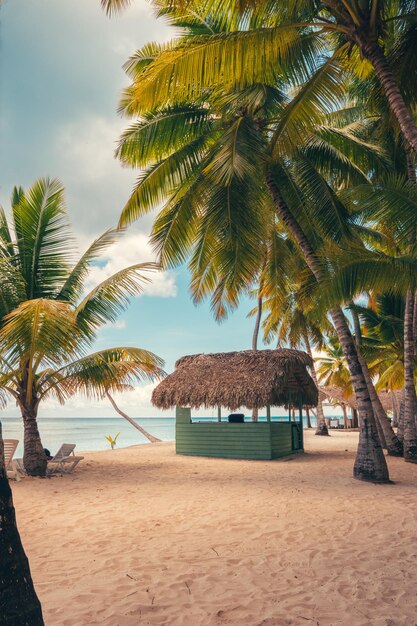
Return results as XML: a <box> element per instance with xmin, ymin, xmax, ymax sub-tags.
<box><xmin>0</xmin><ymin>179</ymin><xmax>165</xmax><ymax>476</ymax></box>
<box><xmin>105</xmin><ymin>389</ymin><xmax>161</xmax><ymax>443</ymax></box>
<box><xmin>317</xmin><ymin>336</ymin><xmax>354</xmax><ymax>428</ymax></box>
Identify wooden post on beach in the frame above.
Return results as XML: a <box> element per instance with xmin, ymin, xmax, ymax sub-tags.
<box><xmin>298</xmin><ymin>392</ymin><xmax>304</xmax><ymax>449</ymax></box>
<box><xmin>217</xmin><ymin>406</ymin><xmax>222</xmax><ymax>422</ymax></box>
<box><xmin>266</xmin><ymin>405</ymin><xmax>271</xmax><ymax>422</ymax></box>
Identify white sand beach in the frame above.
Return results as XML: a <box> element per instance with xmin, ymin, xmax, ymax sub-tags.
<box><xmin>11</xmin><ymin>431</ymin><xmax>417</xmax><ymax>626</ymax></box>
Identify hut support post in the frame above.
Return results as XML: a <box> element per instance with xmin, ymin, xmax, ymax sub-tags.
<box><xmin>217</xmin><ymin>406</ymin><xmax>221</xmax><ymax>422</ymax></box>
<box><xmin>266</xmin><ymin>405</ymin><xmax>271</xmax><ymax>422</ymax></box>
<box><xmin>298</xmin><ymin>392</ymin><xmax>304</xmax><ymax>450</ymax></box>
<box><xmin>298</xmin><ymin>392</ymin><xmax>303</xmax><ymax>428</ymax></box>
<box><xmin>288</xmin><ymin>391</ymin><xmax>292</xmax><ymax>422</ymax></box>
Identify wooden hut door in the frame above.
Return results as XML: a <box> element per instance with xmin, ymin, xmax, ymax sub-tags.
<box><xmin>292</xmin><ymin>423</ymin><xmax>302</xmax><ymax>450</ymax></box>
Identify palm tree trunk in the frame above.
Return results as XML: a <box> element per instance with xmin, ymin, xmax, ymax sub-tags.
<box><xmin>357</xmin><ymin>351</ymin><xmax>404</xmax><ymax>455</ymax></box>
<box><xmin>303</xmin><ymin>331</ymin><xmax>329</xmax><ymax>436</ymax></box>
<box><xmin>403</xmin><ymin>153</ymin><xmax>417</xmax><ymax>461</ymax></box>
<box><xmin>20</xmin><ymin>401</ymin><xmax>47</xmax><ymax>477</ymax></box>
<box><xmin>397</xmin><ymin>389</ymin><xmax>405</xmax><ymax>443</ymax></box>
<box><xmin>0</xmin><ymin>423</ymin><xmax>44</xmax><ymax>625</ymax></box>
<box><xmin>341</xmin><ymin>403</ymin><xmax>348</xmax><ymax>429</ymax></box>
<box><xmin>252</xmin><ymin>294</ymin><xmax>263</xmax><ymax>351</ymax></box>
<box><xmin>403</xmin><ymin>290</ymin><xmax>417</xmax><ymax>462</ymax></box>
<box><xmin>413</xmin><ymin>291</ymin><xmax>417</xmax><ymax>348</ymax></box>
<box><xmin>358</xmin><ymin>40</ymin><xmax>417</xmax><ymax>154</ymax></box>
<box><xmin>391</xmin><ymin>390</ymin><xmax>399</xmax><ymax>428</ymax></box>
<box><xmin>350</xmin><ymin>302</ymin><xmax>402</xmax><ymax>455</ymax></box>
<box><xmin>251</xmin><ymin>285</ymin><xmax>264</xmax><ymax>422</ymax></box>
<box><xmin>105</xmin><ymin>391</ymin><xmax>161</xmax><ymax>443</ymax></box>
<box><xmin>266</xmin><ymin>173</ymin><xmax>389</xmax><ymax>482</ymax></box>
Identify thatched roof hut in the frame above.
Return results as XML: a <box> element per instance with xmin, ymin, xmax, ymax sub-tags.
<box><xmin>152</xmin><ymin>349</ymin><xmax>318</xmax><ymax>410</ymax></box>
<box><xmin>320</xmin><ymin>386</ymin><xmax>402</xmax><ymax>413</ymax></box>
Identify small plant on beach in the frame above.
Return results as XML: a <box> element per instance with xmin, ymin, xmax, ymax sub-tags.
<box><xmin>105</xmin><ymin>432</ymin><xmax>121</xmax><ymax>449</ymax></box>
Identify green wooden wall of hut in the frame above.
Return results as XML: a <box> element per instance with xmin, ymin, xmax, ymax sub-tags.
<box><xmin>175</xmin><ymin>407</ymin><xmax>303</xmax><ymax>460</ymax></box>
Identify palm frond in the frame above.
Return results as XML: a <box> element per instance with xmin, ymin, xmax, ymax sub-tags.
<box><xmin>0</xmin><ymin>299</ymin><xmax>79</xmax><ymax>402</ymax></box>
<box><xmin>118</xmin><ymin>135</ymin><xmax>210</xmax><ymax>226</ymax></box>
<box><xmin>117</xmin><ymin>106</ymin><xmax>212</xmax><ymax>167</ymax></box>
<box><xmin>125</xmin><ymin>27</ymin><xmax>322</xmax><ymax>113</ymax></box>
<box><xmin>42</xmin><ymin>347</ymin><xmax>165</xmax><ymax>400</ymax></box>
<box><xmin>151</xmin><ymin>176</ymin><xmax>203</xmax><ymax>268</ymax></box>
<box><xmin>75</xmin><ymin>263</ymin><xmax>158</xmax><ymax>341</ymax></box>
<box><xmin>271</xmin><ymin>47</ymin><xmax>348</xmax><ymax>157</ymax></box>
<box><xmin>58</xmin><ymin>228</ymin><xmax>122</xmax><ymax>301</ymax></box>
<box><xmin>203</xmin><ymin>116</ymin><xmax>263</xmax><ymax>185</ymax></box>
<box><xmin>101</xmin><ymin>0</ymin><xmax>132</xmax><ymax>16</ymax></box>
<box><xmin>11</xmin><ymin>178</ymin><xmax>73</xmax><ymax>299</ymax></box>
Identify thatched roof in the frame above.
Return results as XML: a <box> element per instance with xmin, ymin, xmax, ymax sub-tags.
<box><xmin>320</xmin><ymin>386</ymin><xmax>402</xmax><ymax>413</ymax></box>
<box><xmin>152</xmin><ymin>349</ymin><xmax>318</xmax><ymax>410</ymax></box>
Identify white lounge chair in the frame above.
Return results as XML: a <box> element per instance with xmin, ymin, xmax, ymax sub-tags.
<box><xmin>4</xmin><ymin>439</ymin><xmax>21</xmax><ymax>481</ymax></box>
<box><xmin>47</xmin><ymin>443</ymin><xmax>84</xmax><ymax>475</ymax></box>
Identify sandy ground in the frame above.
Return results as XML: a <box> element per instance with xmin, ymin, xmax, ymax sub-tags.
<box><xmin>11</xmin><ymin>431</ymin><xmax>417</xmax><ymax>626</ymax></box>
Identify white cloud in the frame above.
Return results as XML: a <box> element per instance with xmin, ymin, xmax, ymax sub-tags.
<box><xmin>101</xmin><ymin>319</ymin><xmax>127</xmax><ymax>331</ymax></box>
<box><xmin>56</xmin><ymin>116</ymin><xmax>124</xmax><ymax>183</ymax></box>
<box><xmin>85</xmin><ymin>231</ymin><xmax>177</xmax><ymax>299</ymax></box>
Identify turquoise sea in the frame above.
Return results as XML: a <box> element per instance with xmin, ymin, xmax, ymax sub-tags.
<box><xmin>1</xmin><ymin>417</ymin><xmax>176</xmax><ymax>458</ymax></box>
<box><xmin>0</xmin><ymin>414</ymin><xmax>327</xmax><ymax>457</ymax></box>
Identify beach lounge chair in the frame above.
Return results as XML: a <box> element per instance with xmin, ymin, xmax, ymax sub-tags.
<box><xmin>47</xmin><ymin>443</ymin><xmax>84</xmax><ymax>475</ymax></box>
<box><xmin>4</xmin><ymin>439</ymin><xmax>21</xmax><ymax>481</ymax></box>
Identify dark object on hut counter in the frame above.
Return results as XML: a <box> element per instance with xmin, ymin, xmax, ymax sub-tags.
<box><xmin>228</xmin><ymin>414</ymin><xmax>245</xmax><ymax>423</ymax></box>
<box><xmin>152</xmin><ymin>349</ymin><xmax>318</xmax><ymax>460</ymax></box>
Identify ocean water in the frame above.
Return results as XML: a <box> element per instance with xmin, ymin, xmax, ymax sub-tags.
<box><xmin>0</xmin><ymin>414</ymin><xmax>326</xmax><ymax>458</ymax></box>
<box><xmin>0</xmin><ymin>417</ymin><xmax>176</xmax><ymax>458</ymax></box>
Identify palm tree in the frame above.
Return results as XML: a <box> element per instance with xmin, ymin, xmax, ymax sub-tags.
<box><xmin>257</xmin><ymin>255</ymin><xmax>332</xmax><ymax>436</ymax></box>
<box><xmin>319</xmin><ymin>175</ymin><xmax>417</xmax><ymax>462</ymax></box>
<box><xmin>351</xmin><ymin>295</ymin><xmax>405</xmax><ymax>428</ymax></box>
<box><xmin>0</xmin><ymin>424</ymin><xmax>44</xmax><ymax>624</ymax></box>
<box><xmin>104</xmin><ymin>4</ymin><xmax>394</xmax><ymax>482</ymax></box>
<box><xmin>317</xmin><ymin>336</ymin><xmax>353</xmax><ymax>428</ymax></box>
<box><xmin>102</xmin><ymin>0</ymin><xmax>417</xmax><ymax>154</ymax></box>
<box><xmin>0</xmin><ymin>179</ymin><xmax>165</xmax><ymax>476</ymax></box>
<box><xmin>352</xmin><ymin>294</ymin><xmax>405</xmax><ymax>393</ymax></box>
<box><xmin>105</xmin><ymin>390</ymin><xmax>161</xmax><ymax>442</ymax></box>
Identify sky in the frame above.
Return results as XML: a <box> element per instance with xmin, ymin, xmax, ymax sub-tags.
<box><xmin>0</xmin><ymin>0</ymin><xmax>260</xmax><ymax>418</ymax></box>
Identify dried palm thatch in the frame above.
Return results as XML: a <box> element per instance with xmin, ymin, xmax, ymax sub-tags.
<box><xmin>320</xmin><ymin>386</ymin><xmax>402</xmax><ymax>413</ymax></box>
<box><xmin>152</xmin><ymin>349</ymin><xmax>318</xmax><ymax>410</ymax></box>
